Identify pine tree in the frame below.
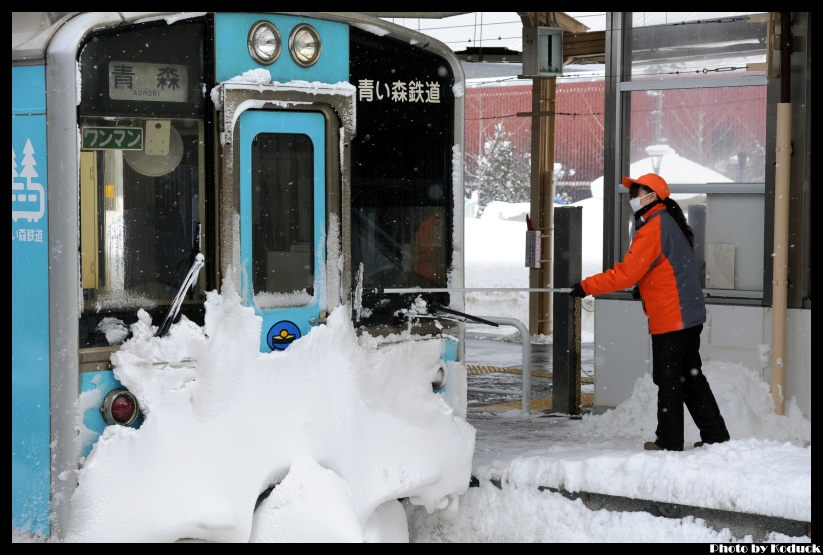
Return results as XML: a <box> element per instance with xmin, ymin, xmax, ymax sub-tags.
<box><xmin>465</xmin><ymin>123</ymin><xmax>531</xmax><ymax>215</ymax></box>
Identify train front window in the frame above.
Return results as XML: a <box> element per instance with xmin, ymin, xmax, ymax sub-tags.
<box><xmin>349</xmin><ymin>27</ymin><xmax>455</xmax><ymax>318</ymax></box>
<box><xmin>79</xmin><ymin>118</ymin><xmax>205</xmax><ymax>313</ymax></box>
<box><xmin>250</xmin><ymin>132</ymin><xmax>315</xmax><ymax>308</ymax></box>
<box><xmin>76</xmin><ymin>20</ymin><xmax>208</xmax><ymax>347</ymax></box>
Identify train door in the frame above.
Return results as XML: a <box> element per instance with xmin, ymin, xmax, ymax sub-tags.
<box><xmin>239</xmin><ymin>110</ymin><xmax>327</xmax><ymax>351</ymax></box>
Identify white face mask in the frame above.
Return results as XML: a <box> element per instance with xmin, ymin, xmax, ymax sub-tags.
<box><xmin>630</xmin><ymin>191</ymin><xmax>653</xmax><ymax>214</ymax></box>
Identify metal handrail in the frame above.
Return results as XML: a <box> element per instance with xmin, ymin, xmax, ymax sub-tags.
<box><xmin>466</xmin><ymin>317</ymin><xmax>531</xmax><ymax>414</ymax></box>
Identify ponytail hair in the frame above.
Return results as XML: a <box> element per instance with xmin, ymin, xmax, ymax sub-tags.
<box><xmin>663</xmin><ymin>197</ymin><xmax>695</xmax><ymax>247</ymax></box>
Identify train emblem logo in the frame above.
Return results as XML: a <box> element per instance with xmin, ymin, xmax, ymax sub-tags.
<box><xmin>267</xmin><ymin>320</ymin><xmax>302</xmax><ymax>351</ymax></box>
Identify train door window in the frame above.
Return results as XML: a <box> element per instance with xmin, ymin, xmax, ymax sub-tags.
<box><xmin>251</xmin><ymin>133</ymin><xmax>314</xmax><ymax>308</ymax></box>
<box><xmin>79</xmin><ymin>118</ymin><xmax>205</xmax><ymax>313</ymax></box>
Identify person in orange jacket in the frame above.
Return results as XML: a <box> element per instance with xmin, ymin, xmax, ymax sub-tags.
<box><xmin>569</xmin><ymin>173</ymin><xmax>730</xmax><ymax>452</ymax></box>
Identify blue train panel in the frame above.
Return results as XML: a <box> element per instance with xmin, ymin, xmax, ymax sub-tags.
<box><xmin>12</xmin><ymin>64</ymin><xmax>50</xmax><ymax>535</ymax></box>
<box><xmin>443</xmin><ymin>339</ymin><xmax>458</xmax><ymax>362</ymax></box>
<box><xmin>12</xmin><ymin>65</ymin><xmax>46</xmax><ymax>115</ymax></box>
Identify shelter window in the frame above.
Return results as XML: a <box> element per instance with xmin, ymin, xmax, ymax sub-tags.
<box><xmin>616</xmin><ymin>13</ymin><xmax>769</xmax><ymax>299</ymax></box>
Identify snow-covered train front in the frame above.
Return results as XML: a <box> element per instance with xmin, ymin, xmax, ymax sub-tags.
<box><xmin>12</xmin><ymin>12</ymin><xmax>469</xmax><ymax>541</ymax></box>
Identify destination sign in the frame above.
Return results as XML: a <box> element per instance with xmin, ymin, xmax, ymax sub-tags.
<box><xmin>108</xmin><ymin>61</ymin><xmax>189</xmax><ymax>103</ymax></box>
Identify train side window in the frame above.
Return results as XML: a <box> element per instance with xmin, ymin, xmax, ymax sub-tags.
<box><xmin>250</xmin><ymin>132</ymin><xmax>315</xmax><ymax>308</ymax></box>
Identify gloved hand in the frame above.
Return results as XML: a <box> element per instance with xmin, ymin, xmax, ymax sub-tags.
<box><xmin>631</xmin><ymin>285</ymin><xmax>641</xmax><ymax>300</ymax></box>
<box><xmin>569</xmin><ymin>282</ymin><xmax>586</xmax><ymax>298</ymax></box>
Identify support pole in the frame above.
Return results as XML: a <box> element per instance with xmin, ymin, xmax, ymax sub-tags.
<box><xmin>529</xmin><ymin>77</ymin><xmax>557</xmax><ymax>336</ymax></box>
<box><xmin>770</xmin><ymin>12</ymin><xmax>793</xmax><ymax>415</ymax></box>
<box><xmin>770</xmin><ymin>102</ymin><xmax>790</xmax><ymax>415</ymax></box>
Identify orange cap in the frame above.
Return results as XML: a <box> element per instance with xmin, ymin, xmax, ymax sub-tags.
<box><xmin>621</xmin><ymin>173</ymin><xmax>670</xmax><ymax>200</ymax></box>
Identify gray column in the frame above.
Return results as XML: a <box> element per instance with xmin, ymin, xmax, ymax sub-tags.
<box><xmin>552</xmin><ymin>206</ymin><xmax>582</xmax><ymax>415</ymax></box>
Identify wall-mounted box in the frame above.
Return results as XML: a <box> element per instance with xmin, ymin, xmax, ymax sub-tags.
<box><xmin>522</xmin><ymin>27</ymin><xmax>563</xmax><ymax>77</ymax></box>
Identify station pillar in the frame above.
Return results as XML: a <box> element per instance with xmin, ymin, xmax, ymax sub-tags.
<box><xmin>551</xmin><ymin>206</ymin><xmax>582</xmax><ymax>415</ymax></box>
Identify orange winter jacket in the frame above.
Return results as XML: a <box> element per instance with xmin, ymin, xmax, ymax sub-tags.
<box><xmin>580</xmin><ymin>204</ymin><xmax>706</xmax><ymax>335</ymax></box>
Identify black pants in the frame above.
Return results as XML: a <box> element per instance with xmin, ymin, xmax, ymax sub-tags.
<box><xmin>651</xmin><ymin>324</ymin><xmax>730</xmax><ymax>451</ymax></box>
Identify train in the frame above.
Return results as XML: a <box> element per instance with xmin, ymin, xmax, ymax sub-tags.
<box><xmin>12</xmin><ymin>12</ymin><xmax>470</xmax><ymax>539</ymax></box>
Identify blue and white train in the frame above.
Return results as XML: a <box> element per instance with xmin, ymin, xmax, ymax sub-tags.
<box><xmin>12</xmin><ymin>12</ymin><xmax>468</xmax><ymax>539</ymax></box>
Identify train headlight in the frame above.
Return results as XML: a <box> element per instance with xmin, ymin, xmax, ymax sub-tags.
<box><xmin>100</xmin><ymin>388</ymin><xmax>140</xmax><ymax>426</ymax></box>
<box><xmin>248</xmin><ymin>21</ymin><xmax>282</xmax><ymax>65</ymax></box>
<box><xmin>289</xmin><ymin>24</ymin><xmax>321</xmax><ymax>67</ymax></box>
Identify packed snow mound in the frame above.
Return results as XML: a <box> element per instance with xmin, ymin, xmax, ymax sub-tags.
<box><xmin>64</xmin><ymin>272</ymin><xmax>475</xmax><ymax>543</ymax></box>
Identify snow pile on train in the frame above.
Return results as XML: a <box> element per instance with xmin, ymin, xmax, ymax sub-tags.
<box><xmin>64</xmin><ymin>273</ymin><xmax>475</xmax><ymax>543</ymax></box>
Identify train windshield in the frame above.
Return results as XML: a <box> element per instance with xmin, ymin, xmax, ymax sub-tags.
<box><xmin>349</xmin><ymin>28</ymin><xmax>454</xmax><ymax>294</ymax></box>
<box><xmin>76</xmin><ymin>20</ymin><xmax>208</xmax><ymax>346</ymax></box>
<box><xmin>79</xmin><ymin>117</ymin><xmax>205</xmax><ymax>313</ymax></box>
<box><xmin>352</xmin><ymin>194</ymin><xmax>447</xmax><ymax>290</ymax></box>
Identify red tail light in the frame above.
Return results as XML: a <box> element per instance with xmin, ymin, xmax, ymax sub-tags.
<box><xmin>101</xmin><ymin>388</ymin><xmax>139</xmax><ymax>426</ymax></box>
